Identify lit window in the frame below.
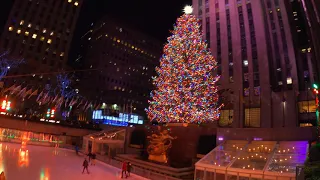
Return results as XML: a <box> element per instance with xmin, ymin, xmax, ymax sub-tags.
<box><xmin>277</xmin><ymin>8</ymin><xmax>280</xmax><ymax>12</ymax></box>
<box><xmin>40</xmin><ymin>36</ymin><xmax>45</xmax><ymax>41</ymax></box>
<box><xmin>117</xmin><ymin>39</ymin><xmax>120</xmax><ymax>43</ymax></box>
<box><xmin>47</xmin><ymin>39</ymin><xmax>52</xmax><ymax>44</ymax></box>
<box><xmin>8</xmin><ymin>26</ymin><xmax>13</xmax><ymax>31</ymax></box>
<box><xmin>60</xmin><ymin>52</ymin><xmax>64</xmax><ymax>57</ymax></box>
<box><xmin>28</xmin><ymin>23</ymin><xmax>32</xmax><ymax>28</ymax></box>
<box><xmin>114</xmin><ymin>86</ymin><xmax>117</xmax><ymax>90</ymax></box>
<box><xmin>278</xmin><ymin>81</ymin><xmax>283</xmax><ymax>85</ymax></box>
<box><xmin>68</xmin><ymin>0</ymin><xmax>72</xmax><ymax>2</ymax></box>
<box><xmin>43</xmin><ymin>29</ymin><xmax>46</xmax><ymax>33</ymax></box>
<box><xmin>105</xmin><ymin>34</ymin><xmax>108</xmax><ymax>37</ymax></box>
<box><xmin>20</xmin><ymin>20</ymin><xmax>24</xmax><ymax>25</ymax></box>
<box><xmin>24</xmin><ymin>31</ymin><xmax>29</xmax><ymax>36</ymax></box>
<box><xmin>17</xmin><ymin>29</ymin><xmax>21</xmax><ymax>34</ymax></box>
<box><xmin>74</xmin><ymin>1</ymin><xmax>79</xmax><ymax>6</ymax></box>
<box><xmin>298</xmin><ymin>101</ymin><xmax>316</xmax><ymax>113</ymax></box>
<box><xmin>243</xmin><ymin>60</ymin><xmax>248</xmax><ymax>66</ymax></box>
<box><xmin>32</xmin><ymin>34</ymin><xmax>37</xmax><ymax>39</ymax></box>
<box><xmin>269</xmin><ymin>10</ymin><xmax>272</xmax><ymax>13</ymax></box>
<box><xmin>132</xmin><ymin>46</ymin><xmax>135</xmax><ymax>49</ymax></box>
<box><xmin>286</xmin><ymin>77</ymin><xmax>292</xmax><ymax>84</ymax></box>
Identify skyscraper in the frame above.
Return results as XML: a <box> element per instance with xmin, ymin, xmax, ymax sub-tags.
<box><xmin>0</xmin><ymin>0</ymin><xmax>83</xmax><ymax>84</ymax></box>
<box><xmin>193</xmin><ymin>0</ymin><xmax>319</xmax><ymax>128</ymax></box>
<box><xmin>79</xmin><ymin>17</ymin><xmax>162</xmax><ymax>118</ymax></box>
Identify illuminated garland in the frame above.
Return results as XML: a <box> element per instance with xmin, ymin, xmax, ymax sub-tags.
<box><xmin>146</xmin><ymin>13</ymin><xmax>223</xmax><ymax>124</ymax></box>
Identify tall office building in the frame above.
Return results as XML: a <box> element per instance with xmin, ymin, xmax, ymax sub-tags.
<box><xmin>192</xmin><ymin>0</ymin><xmax>319</xmax><ymax>128</ymax></box>
<box><xmin>0</xmin><ymin>0</ymin><xmax>83</xmax><ymax>85</ymax></box>
<box><xmin>80</xmin><ymin>17</ymin><xmax>162</xmax><ymax>118</ymax></box>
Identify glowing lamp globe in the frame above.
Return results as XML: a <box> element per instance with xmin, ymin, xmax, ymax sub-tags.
<box><xmin>183</xmin><ymin>5</ymin><xmax>193</xmax><ymax>14</ymax></box>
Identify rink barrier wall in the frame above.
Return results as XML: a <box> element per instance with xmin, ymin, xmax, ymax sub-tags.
<box><xmin>0</xmin><ymin>116</ymin><xmax>98</xmax><ymax>137</ymax></box>
<box><xmin>59</xmin><ymin>145</ymin><xmax>184</xmax><ymax>180</ymax></box>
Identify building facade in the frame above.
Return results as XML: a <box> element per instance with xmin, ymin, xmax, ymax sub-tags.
<box><xmin>192</xmin><ymin>0</ymin><xmax>319</xmax><ymax>128</ymax></box>
<box><xmin>0</xmin><ymin>0</ymin><xmax>83</xmax><ymax>86</ymax></box>
<box><xmin>79</xmin><ymin>17</ymin><xmax>162</xmax><ymax>118</ymax></box>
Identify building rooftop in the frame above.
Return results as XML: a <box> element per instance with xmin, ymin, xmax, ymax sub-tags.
<box><xmin>195</xmin><ymin>140</ymin><xmax>308</xmax><ymax>179</ymax></box>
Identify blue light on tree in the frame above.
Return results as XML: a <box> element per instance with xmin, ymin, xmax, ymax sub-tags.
<box><xmin>56</xmin><ymin>74</ymin><xmax>76</xmax><ymax>99</ymax></box>
<box><xmin>0</xmin><ymin>51</ymin><xmax>24</xmax><ymax>80</ymax></box>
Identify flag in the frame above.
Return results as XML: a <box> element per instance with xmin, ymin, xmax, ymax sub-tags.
<box><xmin>95</xmin><ymin>103</ymin><xmax>101</xmax><ymax>110</ymax></box>
<box><xmin>52</xmin><ymin>94</ymin><xmax>59</xmax><ymax>103</ymax></box>
<box><xmin>77</xmin><ymin>99</ymin><xmax>84</xmax><ymax>108</ymax></box>
<box><xmin>22</xmin><ymin>89</ymin><xmax>33</xmax><ymax>98</ymax></box>
<box><xmin>3</xmin><ymin>84</ymin><xmax>16</xmax><ymax>93</ymax></box>
<box><xmin>69</xmin><ymin>97</ymin><xmax>78</xmax><ymax>107</ymax></box>
<box><xmin>82</xmin><ymin>101</ymin><xmax>88</xmax><ymax>110</ymax></box>
<box><xmin>36</xmin><ymin>91</ymin><xmax>44</xmax><ymax>101</ymax></box>
<box><xmin>11</xmin><ymin>85</ymin><xmax>21</xmax><ymax>94</ymax></box>
<box><xmin>85</xmin><ymin>102</ymin><xmax>92</xmax><ymax>111</ymax></box>
<box><xmin>65</xmin><ymin>98</ymin><xmax>69</xmax><ymax>107</ymax></box>
<box><xmin>28</xmin><ymin>89</ymin><xmax>38</xmax><ymax>99</ymax></box>
<box><xmin>17</xmin><ymin>87</ymin><xmax>27</xmax><ymax>97</ymax></box>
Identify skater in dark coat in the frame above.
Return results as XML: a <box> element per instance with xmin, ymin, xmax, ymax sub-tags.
<box><xmin>127</xmin><ymin>162</ymin><xmax>132</xmax><ymax>177</ymax></box>
<box><xmin>91</xmin><ymin>152</ymin><xmax>96</xmax><ymax>166</ymax></box>
<box><xmin>82</xmin><ymin>158</ymin><xmax>90</xmax><ymax>174</ymax></box>
<box><xmin>87</xmin><ymin>152</ymin><xmax>93</xmax><ymax>162</ymax></box>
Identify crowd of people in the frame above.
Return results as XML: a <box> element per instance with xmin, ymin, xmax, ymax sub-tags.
<box><xmin>121</xmin><ymin>161</ymin><xmax>132</xmax><ymax>178</ymax></box>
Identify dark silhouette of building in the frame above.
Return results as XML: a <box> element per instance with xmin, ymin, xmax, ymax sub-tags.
<box><xmin>79</xmin><ymin>17</ymin><xmax>162</xmax><ymax>118</ymax></box>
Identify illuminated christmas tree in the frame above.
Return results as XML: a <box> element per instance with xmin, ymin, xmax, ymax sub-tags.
<box><xmin>146</xmin><ymin>6</ymin><xmax>223</xmax><ymax>124</ymax></box>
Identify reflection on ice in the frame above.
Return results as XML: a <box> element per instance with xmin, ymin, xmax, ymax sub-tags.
<box><xmin>40</xmin><ymin>168</ymin><xmax>49</xmax><ymax>180</ymax></box>
<box><xmin>0</xmin><ymin>142</ymin><xmax>146</xmax><ymax>180</ymax></box>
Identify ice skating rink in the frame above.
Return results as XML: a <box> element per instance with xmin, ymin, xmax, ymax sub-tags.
<box><xmin>0</xmin><ymin>142</ymin><xmax>147</xmax><ymax>180</ymax></box>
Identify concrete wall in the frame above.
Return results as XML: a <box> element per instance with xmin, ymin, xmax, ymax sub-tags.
<box><xmin>0</xmin><ymin>116</ymin><xmax>98</xmax><ymax>137</ymax></box>
<box><xmin>125</xmin><ymin>125</ymin><xmax>217</xmax><ymax>167</ymax></box>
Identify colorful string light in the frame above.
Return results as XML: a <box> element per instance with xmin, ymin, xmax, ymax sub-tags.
<box><xmin>146</xmin><ymin>13</ymin><xmax>223</xmax><ymax>124</ymax></box>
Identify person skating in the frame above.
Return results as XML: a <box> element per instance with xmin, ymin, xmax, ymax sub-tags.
<box><xmin>82</xmin><ymin>158</ymin><xmax>90</xmax><ymax>174</ymax></box>
<box><xmin>75</xmin><ymin>145</ymin><xmax>79</xmax><ymax>155</ymax></box>
<box><xmin>121</xmin><ymin>161</ymin><xmax>127</xmax><ymax>178</ymax></box>
<box><xmin>87</xmin><ymin>151</ymin><xmax>93</xmax><ymax>162</ymax></box>
<box><xmin>127</xmin><ymin>162</ymin><xmax>132</xmax><ymax>177</ymax></box>
<box><xmin>91</xmin><ymin>152</ymin><xmax>96</xmax><ymax>166</ymax></box>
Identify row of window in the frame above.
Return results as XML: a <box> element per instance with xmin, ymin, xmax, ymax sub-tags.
<box><xmin>103</xmin><ymin>34</ymin><xmax>157</xmax><ymax>59</ymax></box>
<box><xmin>8</xmin><ymin>26</ymin><xmax>53</xmax><ymax>44</ymax></box>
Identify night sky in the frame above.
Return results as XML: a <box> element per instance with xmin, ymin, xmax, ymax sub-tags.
<box><xmin>78</xmin><ymin>0</ymin><xmax>192</xmax><ymax>41</ymax></box>
<box><xmin>68</xmin><ymin>0</ymin><xmax>191</xmax><ymax>63</ymax></box>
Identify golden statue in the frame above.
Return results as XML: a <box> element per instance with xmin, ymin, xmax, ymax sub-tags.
<box><xmin>147</xmin><ymin>130</ymin><xmax>176</xmax><ymax>163</ymax></box>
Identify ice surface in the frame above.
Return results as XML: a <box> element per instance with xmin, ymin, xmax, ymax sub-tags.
<box><xmin>0</xmin><ymin>142</ymin><xmax>147</xmax><ymax>180</ymax></box>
